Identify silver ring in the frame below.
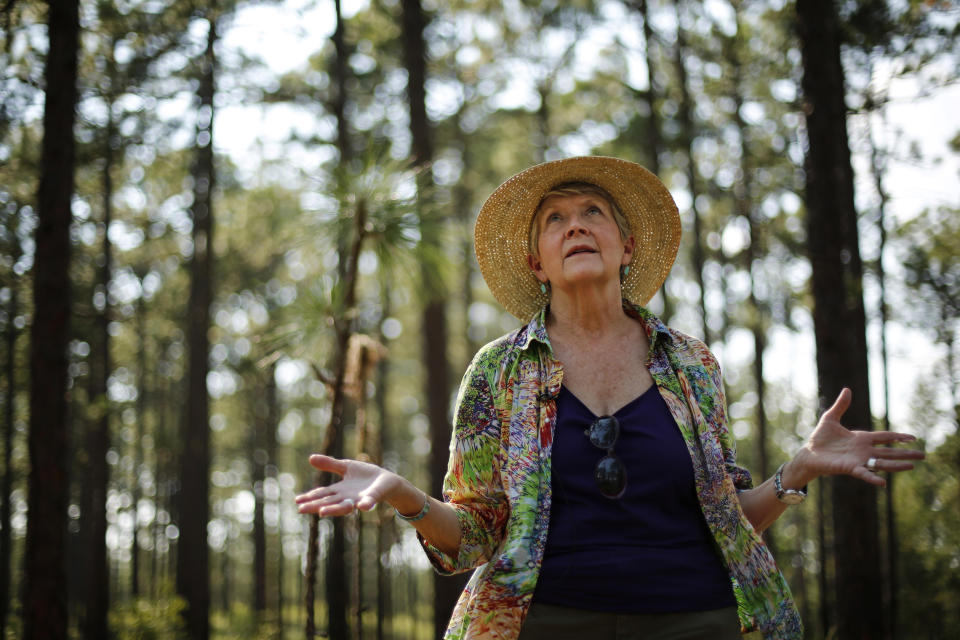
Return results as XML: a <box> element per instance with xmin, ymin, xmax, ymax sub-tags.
<box><xmin>342</xmin><ymin>498</ymin><xmax>356</xmax><ymax>511</ymax></box>
<box><xmin>865</xmin><ymin>457</ymin><xmax>879</xmax><ymax>472</ymax></box>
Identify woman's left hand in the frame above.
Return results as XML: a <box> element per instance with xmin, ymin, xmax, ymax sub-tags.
<box><xmin>789</xmin><ymin>388</ymin><xmax>925</xmax><ymax>487</ymax></box>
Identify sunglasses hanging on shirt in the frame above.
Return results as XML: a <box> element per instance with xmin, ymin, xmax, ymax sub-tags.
<box><xmin>585</xmin><ymin>415</ymin><xmax>627</xmax><ymax>499</ymax></box>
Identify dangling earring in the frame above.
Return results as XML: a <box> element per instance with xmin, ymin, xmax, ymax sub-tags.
<box><xmin>540</xmin><ymin>282</ymin><xmax>548</xmax><ymax>294</ymax></box>
<box><xmin>620</xmin><ymin>265</ymin><xmax>630</xmax><ymax>283</ymax></box>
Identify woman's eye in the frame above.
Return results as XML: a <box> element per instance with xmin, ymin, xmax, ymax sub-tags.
<box><xmin>586</xmin><ymin>207</ymin><xmax>601</xmax><ymax>215</ymax></box>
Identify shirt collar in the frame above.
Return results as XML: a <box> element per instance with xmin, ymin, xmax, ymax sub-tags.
<box><xmin>514</xmin><ymin>299</ymin><xmax>672</xmax><ymax>354</ymax></box>
<box><xmin>516</xmin><ymin>305</ymin><xmax>553</xmax><ymax>354</ymax></box>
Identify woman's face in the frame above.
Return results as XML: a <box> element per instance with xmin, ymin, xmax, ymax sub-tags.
<box><xmin>527</xmin><ymin>193</ymin><xmax>634</xmax><ymax>293</ymax></box>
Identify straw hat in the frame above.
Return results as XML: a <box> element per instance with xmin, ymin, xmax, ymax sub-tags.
<box><xmin>474</xmin><ymin>156</ymin><xmax>681</xmax><ymax>321</ymax></box>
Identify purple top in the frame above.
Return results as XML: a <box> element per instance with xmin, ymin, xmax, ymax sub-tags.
<box><xmin>532</xmin><ymin>384</ymin><xmax>737</xmax><ymax>612</ymax></box>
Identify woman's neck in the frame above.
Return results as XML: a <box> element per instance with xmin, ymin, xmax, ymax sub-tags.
<box><xmin>546</xmin><ymin>281</ymin><xmax>632</xmax><ymax>339</ymax></box>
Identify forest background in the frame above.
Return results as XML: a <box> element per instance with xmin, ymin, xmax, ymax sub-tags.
<box><xmin>2</xmin><ymin>0</ymin><xmax>959</xmax><ymax>639</ymax></box>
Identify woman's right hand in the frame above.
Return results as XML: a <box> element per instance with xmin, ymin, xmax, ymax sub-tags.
<box><xmin>295</xmin><ymin>454</ymin><xmax>402</xmax><ymax>517</ymax></box>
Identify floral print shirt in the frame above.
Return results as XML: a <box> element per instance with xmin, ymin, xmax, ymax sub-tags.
<box><xmin>418</xmin><ymin>302</ymin><xmax>802</xmax><ymax>639</ymax></box>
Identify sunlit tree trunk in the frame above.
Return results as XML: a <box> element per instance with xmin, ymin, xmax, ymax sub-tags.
<box><xmin>671</xmin><ymin>0</ymin><xmax>711</xmax><ymax>343</ymax></box>
<box><xmin>864</xmin><ymin>93</ymin><xmax>899</xmax><ymax>639</ymax></box>
<box><xmin>24</xmin><ymin>1</ymin><xmax>79</xmax><ymax>638</ymax></box>
<box><xmin>726</xmin><ymin>3</ymin><xmax>773</xmax><ymax>549</ymax></box>
<box><xmin>635</xmin><ymin>0</ymin><xmax>673</xmax><ymax>322</ymax></box>
<box><xmin>253</xmin><ymin>374</ymin><xmax>268</xmax><ymax>619</ymax></box>
<box><xmin>132</xmin><ymin>284</ymin><xmax>147</xmax><ymax>599</ymax></box>
<box><xmin>375</xmin><ymin>275</ymin><xmax>395</xmax><ymax>640</ymax></box>
<box><xmin>305</xmin><ymin>199</ymin><xmax>367</xmax><ymax>640</ymax></box>
<box><xmin>797</xmin><ymin>1</ymin><xmax>882</xmax><ymax>637</ymax></box>
<box><xmin>400</xmin><ymin>1</ymin><xmax>463</xmax><ymax>637</ymax></box>
<box><xmin>0</xmin><ymin>212</ymin><xmax>21</xmax><ymax>639</ymax></box>
<box><xmin>82</xmin><ymin>60</ymin><xmax>117</xmax><ymax>639</ymax></box>
<box><xmin>177</xmin><ymin>16</ymin><xmax>217</xmax><ymax>640</ymax></box>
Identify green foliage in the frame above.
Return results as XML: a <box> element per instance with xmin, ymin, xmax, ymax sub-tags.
<box><xmin>108</xmin><ymin>592</ymin><xmax>188</xmax><ymax>640</ymax></box>
<box><xmin>210</xmin><ymin>602</ymin><xmax>278</xmax><ymax>640</ymax></box>
<box><xmin>893</xmin><ymin>428</ymin><xmax>960</xmax><ymax>637</ymax></box>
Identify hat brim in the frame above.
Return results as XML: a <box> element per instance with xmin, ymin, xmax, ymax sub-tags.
<box><xmin>474</xmin><ymin>156</ymin><xmax>681</xmax><ymax>321</ymax></box>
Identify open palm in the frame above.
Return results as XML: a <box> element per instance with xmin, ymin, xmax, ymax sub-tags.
<box><xmin>799</xmin><ymin>388</ymin><xmax>924</xmax><ymax>487</ymax></box>
<box><xmin>295</xmin><ymin>454</ymin><xmax>401</xmax><ymax>516</ymax></box>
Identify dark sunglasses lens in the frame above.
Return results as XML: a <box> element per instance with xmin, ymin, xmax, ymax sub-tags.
<box><xmin>594</xmin><ymin>455</ymin><xmax>627</xmax><ymax>499</ymax></box>
<box><xmin>589</xmin><ymin>416</ymin><xmax>619</xmax><ymax>449</ymax></box>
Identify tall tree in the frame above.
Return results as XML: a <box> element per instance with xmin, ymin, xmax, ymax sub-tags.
<box><xmin>796</xmin><ymin>0</ymin><xmax>882</xmax><ymax>637</ymax></box>
<box><xmin>326</xmin><ymin>2</ymin><xmax>353</xmax><ymax>635</ymax></box>
<box><xmin>24</xmin><ymin>1</ymin><xmax>80</xmax><ymax>639</ymax></box>
<box><xmin>0</xmin><ymin>196</ymin><xmax>23</xmax><ymax>640</ymax></box>
<box><xmin>399</xmin><ymin>1</ymin><xmax>462</xmax><ymax>637</ymax></box>
<box><xmin>177</xmin><ymin>15</ymin><xmax>217</xmax><ymax>640</ymax></box>
<box><xmin>672</xmin><ymin>0</ymin><xmax>712</xmax><ymax>344</ymax></box>
<box><xmin>80</xmin><ymin>26</ymin><xmax>122</xmax><ymax>638</ymax></box>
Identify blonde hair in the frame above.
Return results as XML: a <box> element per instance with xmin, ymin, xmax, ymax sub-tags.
<box><xmin>527</xmin><ymin>182</ymin><xmax>631</xmax><ymax>256</ymax></box>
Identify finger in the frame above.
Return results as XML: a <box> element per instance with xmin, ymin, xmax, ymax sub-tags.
<box><xmin>850</xmin><ymin>465</ymin><xmax>886</xmax><ymax>487</ymax></box>
<box><xmin>308</xmin><ymin>454</ymin><xmax>348</xmax><ymax>476</ymax></box>
<box><xmin>869</xmin><ymin>431</ymin><xmax>918</xmax><ymax>445</ymax></box>
<box><xmin>294</xmin><ymin>486</ymin><xmax>335</xmax><ymax>503</ymax></box>
<box><xmin>868</xmin><ymin>446</ymin><xmax>925</xmax><ymax>461</ymax></box>
<box><xmin>357</xmin><ymin>495</ymin><xmax>378</xmax><ymax>511</ymax></box>
<box><xmin>317</xmin><ymin>499</ymin><xmax>358</xmax><ymax>518</ymax></box>
<box><xmin>823</xmin><ymin>388</ymin><xmax>852</xmax><ymax>422</ymax></box>
<box><xmin>878</xmin><ymin>461</ymin><xmax>916</xmax><ymax>473</ymax></box>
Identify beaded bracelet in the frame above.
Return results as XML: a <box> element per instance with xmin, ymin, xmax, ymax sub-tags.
<box><xmin>395</xmin><ymin>494</ymin><xmax>430</xmax><ymax>522</ymax></box>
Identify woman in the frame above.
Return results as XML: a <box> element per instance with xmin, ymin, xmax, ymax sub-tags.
<box><xmin>295</xmin><ymin>157</ymin><xmax>923</xmax><ymax>639</ymax></box>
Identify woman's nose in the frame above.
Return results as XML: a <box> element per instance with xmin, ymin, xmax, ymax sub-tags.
<box><xmin>564</xmin><ymin>220</ymin><xmax>589</xmax><ymax>237</ymax></box>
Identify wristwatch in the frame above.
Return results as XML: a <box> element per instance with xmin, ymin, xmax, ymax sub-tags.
<box><xmin>774</xmin><ymin>462</ymin><xmax>808</xmax><ymax>505</ymax></box>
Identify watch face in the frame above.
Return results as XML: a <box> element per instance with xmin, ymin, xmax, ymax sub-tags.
<box><xmin>778</xmin><ymin>491</ymin><xmax>805</xmax><ymax>505</ymax></box>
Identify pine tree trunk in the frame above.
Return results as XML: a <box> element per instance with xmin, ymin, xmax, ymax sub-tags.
<box><xmin>634</xmin><ymin>0</ymin><xmax>672</xmax><ymax>321</ymax></box>
<box><xmin>132</xmin><ymin>289</ymin><xmax>147</xmax><ymax>598</ymax></box>
<box><xmin>83</xmin><ymin>82</ymin><xmax>116</xmax><ymax>640</ymax></box>
<box><xmin>305</xmin><ymin>199</ymin><xmax>367</xmax><ymax>640</ymax></box>
<box><xmin>375</xmin><ymin>276</ymin><xmax>394</xmax><ymax>640</ymax></box>
<box><xmin>866</xmin><ymin>101</ymin><xmax>898</xmax><ymax>639</ymax></box>
<box><xmin>672</xmin><ymin>0</ymin><xmax>710</xmax><ymax>343</ymax></box>
<box><xmin>726</xmin><ymin>8</ymin><xmax>773</xmax><ymax>548</ymax></box>
<box><xmin>177</xmin><ymin>17</ymin><xmax>217</xmax><ymax>640</ymax></box>
<box><xmin>797</xmin><ymin>1</ymin><xmax>883</xmax><ymax>637</ymax></box>
<box><xmin>24</xmin><ymin>1</ymin><xmax>79</xmax><ymax>638</ymax></box>
<box><xmin>253</xmin><ymin>387</ymin><xmax>268</xmax><ymax>617</ymax></box>
<box><xmin>399</xmin><ymin>1</ymin><xmax>464</xmax><ymax>637</ymax></box>
<box><xmin>0</xmin><ymin>224</ymin><xmax>20</xmax><ymax>638</ymax></box>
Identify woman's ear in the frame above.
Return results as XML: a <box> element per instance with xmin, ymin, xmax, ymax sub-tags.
<box><xmin>621</xmin><ymin>235</ymin><xmax>636</xmax><ymax>265</ymax></box>
<box><xmin>527</xmin><ymin>253</ymin><xmax>547</xmax><ymax>282</ymax></box>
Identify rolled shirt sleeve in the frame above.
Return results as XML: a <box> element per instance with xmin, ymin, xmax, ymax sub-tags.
<box><xmin>419</xmin><ymin>347</ymin><xmax>510</xmax><ymax>574</ymax></box>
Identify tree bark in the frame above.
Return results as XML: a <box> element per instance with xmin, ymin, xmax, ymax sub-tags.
<box><xmin>866</xmin><ymin>99</ymin><xmax>898</xmax><ymax>639</ymax></box>
<box><xmin>671</xmin><ymin>0</ymin><xmax>711</xmax><ymax>344</ymax></box>
<box><xmin>0</xmin><ymin>214</ymin><xmax>21</xmax><ymax>639</ymax></box>
<box><xmin>400</xmin><ymin>1</ymin><xmax>464</xmax><ymax>637</ymax></box>
<box><xmin>797</xmin><ymin>1</ymin><xmax>882</xmax><ymax>637</ymax></box>
<box><xmin>82</xmin><ymin>70</ymin><xmax>117</xmax><ymax>640</ymax></box>
<box><xmin>24</xmin><ymin>1</ymin><xmax>79</xmax><ymax>638</ymax></box>
<box><xmin>634</xmin><ymin>0</ymin><xmax>672</xmax><ymax>322</ymax></box>
<box><xmin>727</xmin><ymin>5</ymin><xmax>773</xmax><ymax>548</ymax></box>
<box><xmin>177</xmin><ymin>17</ymin><xmax>217</xmax><ymax>640</ymax></box>
<box><xmin>253</xmin><ymin>386</ymin><xmax>268</xmax><ymax>617</ymax></box>
<box><xmin>305</xmin><ymin>198</ymin><xmax>367</xmax><ymax>640</ymax></box>
<box><xmin>132</xmin><ymin>287</ymin><xmax>147</xmax><ymax>598</ymax></box>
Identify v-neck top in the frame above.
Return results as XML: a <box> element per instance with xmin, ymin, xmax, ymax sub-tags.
<box><xmin>531</xmin><ymin>383</ymin><xmax>737</xmax><ymax>612</ymax></box>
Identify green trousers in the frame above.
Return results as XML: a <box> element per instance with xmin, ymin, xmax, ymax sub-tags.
<box><xmin>517</xmin><ymin>603</ymin><xmax>742</xmax><ymax>640</ymax></box>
